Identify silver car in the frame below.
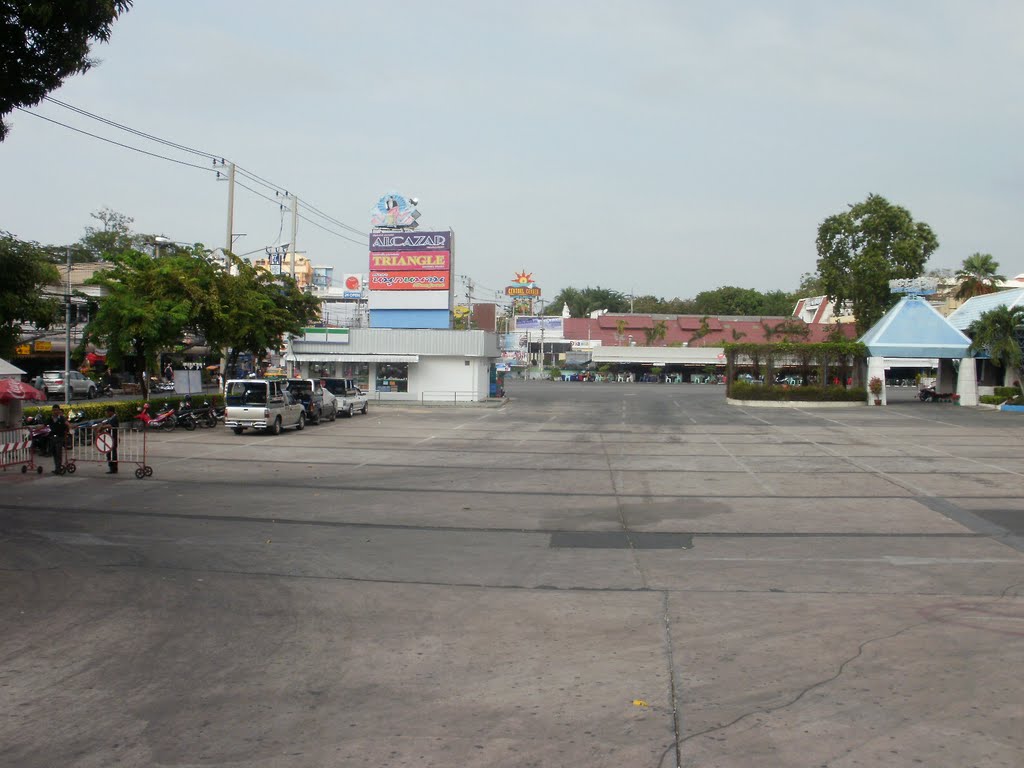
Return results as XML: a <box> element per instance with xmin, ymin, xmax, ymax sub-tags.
<box><xmin>41</xmin><ymin>370</ymin><xmax>98</xmax><ymax>399</ymax></box>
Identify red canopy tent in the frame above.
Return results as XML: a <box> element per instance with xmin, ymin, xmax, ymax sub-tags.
<box><xmin>0</xmin><ymin>379</ymin><xmax>46</xmax><ymax>403</ymax></box>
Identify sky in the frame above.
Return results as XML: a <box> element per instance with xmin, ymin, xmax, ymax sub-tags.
<box><xmin>2</xmin><ymin>1</ymin><xmax>1023</xmax><ymax>306</ymax></box>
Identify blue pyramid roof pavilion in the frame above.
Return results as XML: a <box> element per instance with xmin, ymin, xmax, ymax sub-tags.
<box><xmin>859</xmin><ymin>295</ymin><xmax>971</xmax><ymax>358</ymax></box>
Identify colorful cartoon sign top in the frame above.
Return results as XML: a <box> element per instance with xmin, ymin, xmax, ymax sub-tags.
<box><xmin>370</xmin><ymin>192</ymin><xmax>419</xmax><ymax>229</ymax></box>
<box><xmin>505</xmin><ymin>270</ymin><xmax>542</xmax><ymax>297</ymax></box>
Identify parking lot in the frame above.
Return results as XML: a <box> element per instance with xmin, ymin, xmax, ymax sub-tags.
<box><xmin>2</xmin><ymin>381</ymin><xmax>1022</xmax><ymax>767</ymax></box>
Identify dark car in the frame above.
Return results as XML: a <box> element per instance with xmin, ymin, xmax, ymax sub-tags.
<box><xmin>283</xmin><ymin>379</ymin><xmax>337</xmax><ymax>424</ymax></box>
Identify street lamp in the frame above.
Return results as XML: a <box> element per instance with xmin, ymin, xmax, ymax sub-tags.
<box><xmin>153</xmin><ymin>235</ymin><xmax>172</xmax><ymax>258</ymax></box>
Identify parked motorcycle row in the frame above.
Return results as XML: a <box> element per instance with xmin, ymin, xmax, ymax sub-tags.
<box><xmin>22</xmin><ymin>398</ymin><xmax>226</xmax><ymax>452</ymax></box>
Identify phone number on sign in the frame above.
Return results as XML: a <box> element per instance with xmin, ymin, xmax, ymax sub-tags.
<box><xmin>369</xmin><ymin>271</ymin><xmax>450</xmax><ymax>290</ymax></box>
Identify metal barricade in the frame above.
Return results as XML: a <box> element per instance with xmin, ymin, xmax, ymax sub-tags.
<box><xmin>1</xmin><ymin>427</ymin><xmax>42</xmax><ymax>474</ymax></box>
<box><xmin>64</xmin><ymin>426</ymin><xmax>152</xmax><ymax>479</ymax></box>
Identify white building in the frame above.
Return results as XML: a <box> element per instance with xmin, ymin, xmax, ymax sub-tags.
<box><xmin>291</xmin><ymin>328</ymin><xmax>500</xmax><ymax>402</ymax></box>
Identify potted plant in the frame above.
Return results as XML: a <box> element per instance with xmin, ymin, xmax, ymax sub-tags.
<box><xmin>869</xmin><ymin>376</ymin><xmax>883</xmax><ymax>405</ymax></box>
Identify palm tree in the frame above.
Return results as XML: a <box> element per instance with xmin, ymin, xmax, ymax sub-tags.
<box><xmin>968</xmin><ymin>305</ymin><xmax>1024</xmax><ymax>385</ymax></box>
<box><xmin>643</xmin><ymin>319</ymin><xmax>668</xmax><ymax>346</ymax></box>
<box><xmin>956</xmin><ymin>253</ymin><xmax>1005</xmax><ymax>300</ymax></box>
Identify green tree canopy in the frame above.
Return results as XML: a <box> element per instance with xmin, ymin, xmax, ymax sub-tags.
<box><xmin>815</xmin><ymin>193</ymin><xmax>938</xmax><ymax>335</ymax></box>
<box><xmin>544</xmin><ymin>286</ymin><xmax>628</xmax><ymax>317</ymax></box>
<box><xmin>955</xmin><ymin>252</ymin><xmax>1005</xmax><ymax>301</ymax></box>
<box><xmin>0</xmin><ymin>231</ymin><xmax>61</xmax><ymax>357</ymax></box>
<box><xmin>210</xmin><ymin>256</ymin><xmax>321</xmax><ymax>376</ymax></box>
<box><xmin>691</xmin><ymin>286</ymin><xmax>793</xmax><ymax>316</ymax></box>
<box><xmin>84</xmin><ymin>249</ymin><xmax>212</xmax><ymax>395</ymax></box>
<box><xmin>967</xmin><ymin>305</ymin><xmax>1024</xmax><ymax>383</ymax></box>
<box><xmin>1</xmin><ymin>1</ymin><xmax>133</xmax><ymax>140</ymax></box>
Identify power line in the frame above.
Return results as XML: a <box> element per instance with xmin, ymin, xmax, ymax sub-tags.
<box><xmin>15</xmin><ymin>108</ymin><xmax>217</xmax><ymax>173</ymax></box>
<box><xmin>296</xmin><ymin>213</ymin><xmax>368</xmax><ymax>246</ymax></box>
<box><xmin>42</xmin><ymin>96</ymin><xmax>219</xmax><ymax>160</ymax></box>
<box><xmin>37</xmin><ymin>97</ymin><xmax>369</xmax><ymax>240</ymax></box>
<box><xmin>299</xmin><ymin>199</ymin><xmax>367</xmax><ymax>237</ymax></box>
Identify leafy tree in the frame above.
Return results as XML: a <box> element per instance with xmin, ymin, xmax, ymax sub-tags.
<box><xmin>816</xmin><ymin>193</ymin><xmax>938</xmax><ymax>335</ymax></box>
<box><xmin>0</xmin><ymin>231</ymin><xmax>61</xmax><ymax>357</ymax></box>
<box><xmin>692</xmin><ymin>286</ymin><xmax>786</xmax><ymax>316</ymax></box>
<box><xmin>80</xmin><ymin>207</ymin><xmax>138</xmax><ymax>260</ymax></box>
<box><xmin>956</xmin><ymin>252</ymin><xmax>1005</xmax><ymax>300</ymax></box>
<box><xmin>545</xmin><ymin>286</ymin><xmax>628</xmax><ymax>317</ymax></box>
<box><xmin>967</xmin><ymin>305</ymin><xmax>1024</xmax><ymax>385</ymax></box>
<box><xmin>210</xmin><ymin>256</ymin><xmax>321</xmax><ymax>377</ymax></box>
<box><xmin>794</xmin><ymin>271</ymin><xmax>827</xmax><ymax>297</ymax></box>
<box><xmin>1</xmin><ymin>1</ymin><xmax>133</xmax><ymax>141</ymax></box>
<box><xmin>84</xmin><ymin>249</ymin><xmax>212</xmax><ymax>397</ymax></box>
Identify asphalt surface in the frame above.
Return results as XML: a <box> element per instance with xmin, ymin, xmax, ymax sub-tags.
<box><xmin>1</xmin><ymin>381</ymin><xmax>1022</xmax><ymax>767</ymax></box>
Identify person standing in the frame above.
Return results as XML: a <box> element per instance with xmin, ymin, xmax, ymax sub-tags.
<box><xmin>101</xmin><ymin>405</ymin><xmax>119</xmax><ymax>474</ymax></box>
<box><xmin>45</xmin><ymin>404</ymin><xmax>69</xmax><ymax>475</ymax></box>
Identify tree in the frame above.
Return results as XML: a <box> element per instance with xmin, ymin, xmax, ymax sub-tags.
<box><xmin>209</xmin><ymin>256</ymin><xmax>321</xmax><ymax>377</ymax></box>
<box><xmin>967</xmin><ymin>305</ymin><xmax>1024</xmax><ymax>385</ymax></box>
<box><xmin>84</xmin><ymin>249</ymin><xmax>211</xmax><ymax>397</ymax></box>
<box><xmin>955</xmin><ymin>252</ymin><xmax>1005</xmax><ymax>301</ymax></box>
<box><xmin>544</xmin><ymin>286</ymin><xmax>628</xmax><ymax>318</ymax></box>
<box><xmin>643</xmin><ymin>319</ymin><xmax>667</xmax><ymax>346</ymax></box>
<box><xmin>0</xmin><ymin>232</ymin><xmax>61</xmax><ymax>357</ymax></box>
<box><xmin>1</xmin><ymin>1</ymin><xmax>133</xmax><ymax>141</ymax></box>
<box><xmin>691</xmin><ymin>286</ymin><xmax>788</xmax><ymax>316</ymax></box>
<box><xmin>816</xmin><ymin>193</ymin><xmax>938</xmax><ymax>335</ymax></box>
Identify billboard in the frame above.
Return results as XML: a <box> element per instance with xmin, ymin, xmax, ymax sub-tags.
<box><xmin>515</xmin><ymin>316</ymin><xmax>563</xmax><ymax>333</ymax></box>
<box><xmin>369</xmin><ymin>230</ymin><xmax>452</xmax><ymax>293</ymax></box>
<box><xmin>368</xmin><ymin>271</ymin><xmax>451</xmax><ymax>291</ymax></box>
<box><xmin>342</xmin><ymin>273</ymin><xmax>363</xmax><ymax>299</ymax></box>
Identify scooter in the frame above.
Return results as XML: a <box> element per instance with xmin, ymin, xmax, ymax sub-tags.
<box><xmin>134</xmin><ymin>402</ymin><xmax>177</xmax><ymax>431</ymax></box>
<box><xmin>23</xmin><ymin>414</ymin><xmax>52</xmax><ymax>456</ymax></box>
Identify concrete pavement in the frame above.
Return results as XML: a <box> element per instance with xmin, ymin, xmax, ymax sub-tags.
<box><xmin>1</xmin><ymin>381</ymin><xmax>1022</xmax><ymax>767</ymax></box>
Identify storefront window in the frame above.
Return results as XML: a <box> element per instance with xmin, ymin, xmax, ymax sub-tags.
<box><xmin>339</xmin><ymin>362</ymin><xmax>369</xmax><ymax>391</ymax></box>
<box><xmin>310</xmin><ymin>362</ymin><xmax>336</xmax><ymax>378</ymax></box>
<box><xmin>377</xmin><ymin>363</ymin><xmax>409</xmax><ymax>393</ymax></box>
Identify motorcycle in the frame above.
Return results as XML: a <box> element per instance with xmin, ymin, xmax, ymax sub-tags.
<box><xmin>134</xmin><ymin>402</ymin><xmax>177</xmax><ymax>431</ymax></box>
<box><xmin>23</xmin><ymin>414</ymin><xmax>52</xmax><ymax>456</ymax></box>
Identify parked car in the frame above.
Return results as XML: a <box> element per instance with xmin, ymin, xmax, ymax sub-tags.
<box><xmin>283</xmin><ymin>379</ymin><xmax>337</xmax><ymax>424</ymax></box>
<box><xmin>223</xmin><ymin>379</ymin><xmax>305</xmax><ymax>435</ymax></box>
<box><xmin>322</xmin><ymin>378</ymin><xmax>369</xmax><ymax>417</ymax></box>
<box><xmin>41</xmin><ymin>370</ymin><xmax>98</xmax><ymax>399</ymax></box>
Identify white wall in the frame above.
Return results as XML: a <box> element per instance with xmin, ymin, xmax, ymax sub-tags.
<box><xmin>369</xmin><ymin>356</ymin><xmax>489</xmax><ymax>402</ymax></box>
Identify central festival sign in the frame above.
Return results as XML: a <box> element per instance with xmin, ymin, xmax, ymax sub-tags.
<box><xmin>505</xmin><ymin>270</ymin><xmax>541</xmax><ymax>297</ymax></box>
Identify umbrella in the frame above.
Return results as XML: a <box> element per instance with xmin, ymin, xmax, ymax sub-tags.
<box><xmin>0</xmin><ymin>379</ymin><xmax>46</xmax><ymax>403</ymax></box>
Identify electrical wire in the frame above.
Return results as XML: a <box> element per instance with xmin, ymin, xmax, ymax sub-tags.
<box><xmin>299</xmin><ymin>199</ymin><xmax>368</xmax><ymax>237</ymax></box>
<box><xmin>42</xmin><ymin>96</ymin><xmax>220</xmax><ymax>159</ymax></box>
<box><xmin>38</xmin><ymin>97</ymin><xmax>369</xmax><ymax>239</ymax></box>
<box><xmin>15</xmin><ymin>108</ymin><xmax>217</xmax><ymax>172</ymax></box>
<box><xmin>296</xmin><ymin>213</ymin><xmax>368</xmax><ymax>246</ymax></box>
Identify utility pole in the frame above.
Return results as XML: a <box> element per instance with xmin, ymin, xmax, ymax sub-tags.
<box><xmin>290</xmin><ymin>195</ymin><xmax>298</xmax><ymax>281</ymax></box>
<box><xmin>64</xmin><ymin>247</ymin><xmax>71</xmax><ymax>405</ymax></box>
<box><xmin>224</xmin><ymin>161</ymin><xmax>236</xmax><ymax>253</ymax></box>
<box><xmin>466</xmin><ymin>277</ymin><xmax>474</xmax><ymax>330</ymax></box>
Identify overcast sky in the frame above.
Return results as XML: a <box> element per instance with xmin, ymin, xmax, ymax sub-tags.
<box><xmin>2</xmin><ymin>1</ymin><xmax>1022</xmax><ymax>304</ymax></box>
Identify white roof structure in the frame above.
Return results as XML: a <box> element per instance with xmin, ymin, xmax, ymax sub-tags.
<box><xmin>0</xmin><ymin>357</ymin><xmax>27</xmax><ymax>379</ymax></box>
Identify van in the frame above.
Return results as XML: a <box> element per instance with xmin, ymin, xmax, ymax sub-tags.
<box><xmin>223</xmin><ymin>379</ymin><xmax>306</xmax><ymax>435</ymax></box>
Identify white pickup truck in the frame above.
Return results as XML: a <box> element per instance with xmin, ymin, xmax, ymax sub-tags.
<box><xmin>223</xmin><ymin>378</ymin><xmax>306</xmax><ymax>434</ymax></box>
<box><xmin>322</xmin><ymin>378</ymin><xmax>369</xmax><ymax>417</ymax></box>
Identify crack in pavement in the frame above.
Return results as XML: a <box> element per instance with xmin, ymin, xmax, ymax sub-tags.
<box><xmin>677</xmin><ymin>618</ymin><xmax>932</xmax><ymax>747</ymax></box>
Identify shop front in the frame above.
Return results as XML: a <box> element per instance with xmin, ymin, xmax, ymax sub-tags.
<box><xmin>292</xmin><ymin>328</ymin><xmax>499</xmax><ymax>403</ymax></box>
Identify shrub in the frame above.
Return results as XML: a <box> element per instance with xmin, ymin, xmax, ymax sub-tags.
<box><xmin>980</xmin><ymin>395</ymin><xmax>1006</xmax><ymax>405</ymax></box>
<box><xmin>730</xmin><ymin>382</ymin><xmax>864</xmax><ymax>402</ymax></box>
<box><xmin>23</xmin><ymin>393</ymin><xmax>223</xmax><ymax>424</ymax></box>
<box><xmin>994</xmin><ymin>386</ymin><xmax>1019</xmax><ymax>399</ymax></box>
